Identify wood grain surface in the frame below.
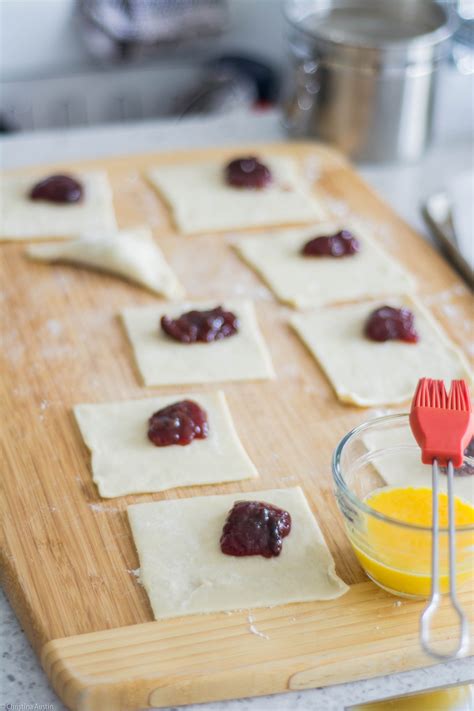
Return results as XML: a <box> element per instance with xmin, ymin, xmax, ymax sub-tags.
<box><xmin>1</xmin><ymin>142</ymin><xmax>472</xmax><ymax>711</ymax></box>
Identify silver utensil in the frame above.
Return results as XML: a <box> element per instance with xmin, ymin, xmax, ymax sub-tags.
<box><xmin>284</xmin><ymin>0</ymin><xmax>458</xmax><ymax>162</ymax></box>
<box><xmin>423</xmin><ymin>190</ymin><xmax>473</xmax><ymax>286</ymax></box>
<box><xmin>420</xmin><ymin>460</ymin><xmax>470</xmax><ymax>660</ymax></box>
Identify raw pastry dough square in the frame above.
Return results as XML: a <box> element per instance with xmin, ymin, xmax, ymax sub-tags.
<box><xmin>364</xmin><ymin>427</ymin><xmax>474</xmax><ymax>506</ymax></box>
<box><xmin>236</xmin><ymin>223</ymin><xmax>416</xmax><ymax>308</ymax></box>
<box><xmin>127</xmin><ymin>486</ymin><xmax>348</xmax><ymax>619</ymax></box>
<box><xmin>74</xmin><ymin>391</ymin><xmax>257</xmax><ymax>498</ymax></box>
<box><xmin>147</xmin><ymin>156</ymin><xmax>327</xmax><ymax>234</ymax></box>
<box><xmin>121</xmin><ymin>299</ymin><xmax>275</xmax><ymax>386</ymax></box>
<box><xmin>291</xmin><ymin>296</ymin><xmax>471</xmax><ymax>407</ymax></box>
<box><xmin>26</xmin><ymin>227</ymin><xmax>184</xmax><ymax>298</ymax></box>
<box><xmin>0</xmin><ymin>171</ymin><xmax>117</xmax><ymax>240</ymax></box>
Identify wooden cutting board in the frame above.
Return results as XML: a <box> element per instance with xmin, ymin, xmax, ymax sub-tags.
<box><xmin>1</xmin><ymin>142</ymin><xmax>472</xmax><ymax>711</ymax></box>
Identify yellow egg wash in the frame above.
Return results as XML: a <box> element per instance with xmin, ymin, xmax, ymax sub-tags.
<box><xmin>352</xmin><ymin>487</ymin><xmax>474</xmax><ymax>597</ymax></box>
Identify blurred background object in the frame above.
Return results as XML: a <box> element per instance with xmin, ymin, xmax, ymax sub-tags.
<box><xmin>0</xmin><ymin>0</ymin><xmax>472</xmax><ymax>167</ymax></box>
<box><xmin>283</xmin><ymin>0</ymin><xmax>458</xmax><ymax>162</ymax></box>
<box><xmin>0</xmin><ymin>0</ymin><xmax>282</xmax><ymax>132</ymax></box>
<box><xmin>79</xmin><ymin>0</ymin><xmax>229</xmax><ymax>62</ymax></box>
<box><xmin>439</xmin><ymin>0</ymin><xmax>474</xmax><ymax>74</ymax></box>
<box><xmin>423</xmin><ymin>170</ymin><xmax>474</xmax><ymax>283</ymax></box>
<box><xmin>348</xmin><ymin>682</ymin><xmax>474</xmax><ymax>710</ymax></box>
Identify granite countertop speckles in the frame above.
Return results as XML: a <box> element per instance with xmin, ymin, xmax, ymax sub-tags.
<box><xmin>1</xmin><ymin>589</ymin><xmax>474</xmax><ymax>710</ymax></box>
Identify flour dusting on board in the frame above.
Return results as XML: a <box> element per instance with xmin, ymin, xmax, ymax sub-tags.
<box><xmin>303</xmin><ymin>153</ymin><xmax>321</xmax><ymax>183</ymax></box>
<box><xmin>46</xmin><ymin>318</ymin><xmax>63</xmax><ymax>337</ymax></box>
<box><xmin>89</xmin><ymin>503</ymin><xmax>121</xmax><ymax>513</ymax></box>
<box><xmin>247</xmin><ymin>613</ymin><xmax>270</xmax><ymax>640</ymax></box>
<box><xmin>1</xmin><ymin>331</ymin><xmax>25</xmax><ymax>363</ymax></box>
<box><xmin>421</xmin><ymin>288</ymin><xmax>471</xmax><ymax>342</ymax></box>
<box><xmin>278</xmin><ymin>363</ymin><xmax>301</xmax><ymax>379</ymax></box>
<box><xmin>39</xmin><ymin>399</ymin><xmax>48</xmax><ymax>422</ymax></box>
<box><xmin>323</xmin><ymin>194</ymin><xmax>396</xmax><ymax>248</ymax></box>
<box><xmin>115</xmin><ymin>171</ymin><xmax>165</xmax><ymax>228</ymax></box>
<box><xmin>441</xmin><ymin>303</ymin><xmax>459</xmax><ymax>319</ymax></box>
<box><xmin>423</xmin><ymin>285</ymin><xmax>469</xmax><ymax>305</ymax></box>
<box><xmin>40</xmin><ymin>344</ymin><xmax>77</xmax><ymax>361</ymax></box>
<box><xmin>169</xmin><ymin>237</ymin><xmax>272</xmax><ymax>300</ymax></box>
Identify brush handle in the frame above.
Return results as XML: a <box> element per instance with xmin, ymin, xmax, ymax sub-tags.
<box><xmin>420</xmin><ymin>459</ymin><xmax>470</xmax><ymax>660</ymax></box>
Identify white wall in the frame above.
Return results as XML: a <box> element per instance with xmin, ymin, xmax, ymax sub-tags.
<box><xmin>0</xmin><ymin>0</ymin><xmax>86</xmax><ymax>80</ymax></box>
<box><xmin>0</xmin><ymin>0</ymin><xmax>286</xmax><ymax>81</ymax></box>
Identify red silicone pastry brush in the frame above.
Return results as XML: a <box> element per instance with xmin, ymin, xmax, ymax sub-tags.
<box><xmin>410</xmin><ymin>378</ymin><xmax>473</xmax><ymax>468</ymax></box>
<box><xmin>410</xmin><ymin>378</ymin><xmax>473</xmax><ymax>660</ymax></box>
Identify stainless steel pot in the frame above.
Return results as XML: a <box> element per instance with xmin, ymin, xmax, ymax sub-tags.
<box><xmin>284</xmin><ymin>0</ymin><xmax>458</xmax><ymax>162</ymax></box>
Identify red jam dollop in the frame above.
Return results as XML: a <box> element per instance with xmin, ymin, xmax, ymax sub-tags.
<box><xmin>302</xmin><ymin>229</ymin><xmax>360</xmax><ymax>258</ymax></box>
<box><xmin>225</xmin><ymin>156</ymin><xmax>272</xmax><ymax>189</ymax></box>
<box><xmin>365</xmin><ymin>306</ymin><xmax>419</xmax><ymax>343</ymax></box>
<box><xmin>161</xmin><ymin>306</ymin><xmax>239</xmax><ymax>344</ymax></box>
<box><xmin>147</xmin><ymin>400</ymin><xmax>208</xmax><ymax>447</ymax></box>
<box><xmin>29</xmin><ymin>174</ymin><xmax>83</xmax><ymax>204</ymax></box>
<box><xmin>220</xmin><ymin>501</ymin><xmax>292</xmax><ymax>558</ymax></box>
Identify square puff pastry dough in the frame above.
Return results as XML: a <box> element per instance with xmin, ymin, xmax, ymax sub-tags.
<box><xmin>235</xmin><ymin>223</ymin><xmax>416</xmax><ymax>308</ymax></box>
<box><xmin>0</xmin><ymin>171</ymin><xmax>117</xmax><ymax>240</ymax></box>
<box><xmin>127</xmin><ymin>486</ymin><xmax>348</xmax><ymax>619</ymax></box>
<box><xmin>74</xmin><ymin>391</ymin><xmax>257</xmax><ymax>498</ymax></box>
<box><xmin>121</xmin><ymin>299</ymin><xmax>275</xmax><ymax>387</ymax></box>
<box><xmin>147</xmin><ymin>156</ymin><xmax>327</xmax><ymax>235</ymax></box>
<box><xmin>26</xmin><ymin>227</ymin><xmax>184</xmax><ymax>298</ymax></box>
<box><xmin>291</xmin><ymin>296</ymin><xmax>471</xmax><ymax>407</ymax></box>
<box><xmin>363</xmin><ymin>426</ymin><xmax>474</xmax><ymax>506</ymax></box>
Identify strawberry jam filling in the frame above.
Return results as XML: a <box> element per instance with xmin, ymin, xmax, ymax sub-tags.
<box><xmin>161</xmin><ymin>306</ymin><xmax>239</xmax><ymax>343</ymax></box>
<box><xmin>29</xmin><ymin>174</ymin><xmax>83</xmax><ymax>204</ymax></box>
<box><xmin>147</xmin><ymin>400</ymin><xmax>208</xmax><ymax>447</ymax></box>
<box><xmin>302</xmin><ymin>229</ymin><xmax>360</xmax><ymax>257</ymax></box>
<box><xmin>225</xmin><ymin>156</ymin><xmax>272</xmax><ymax>189</ymax></box>
<box><xmin>365</xmin><ymin>306</ymin><xmax>418</xmax><ymax>343</ymax></box>
<box><xmin>220</xmin><ymin>501</ymin><xmax>292</xmax><ymax>558</ymax></box>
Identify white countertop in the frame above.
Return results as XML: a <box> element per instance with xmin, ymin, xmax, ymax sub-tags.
<box><xmin>1</xmin><ymin>88</ymin><xmax>473</xmax><ymax>711</ymax></box>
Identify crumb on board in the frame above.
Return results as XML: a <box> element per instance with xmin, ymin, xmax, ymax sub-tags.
<box><xmin>127</xmin><ymin>567</ymin><xmax>141</xmax><ymax>581</ymax></box>
<box><xmin>39</xmin><ymin>399</ymin><xmax>49</xmax><ymax>422</ymax></box>
<box><xmin>247</xmin><ymin>613</ymin><xmax>270</xmax><ymax>640</ymax></box>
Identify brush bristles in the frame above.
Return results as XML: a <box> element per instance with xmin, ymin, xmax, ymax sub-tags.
<box><xmin>447</xmin><ymin>380</ymin><xmax>471</xmax><ymax>411</ymax></box>
<box><xmin>413</xmin><ymin>378</ymin><xmax>471</xmax><ymax>411</ymax></box>
<box><xmin>414</xmin><ymin>378</ymin><xmax>447</xmax><ymax>408</ymax></box>
<box><xmin>414</xmin><ymin>378</ymin><xmax>429</xmax><ymax>407</ymax></box>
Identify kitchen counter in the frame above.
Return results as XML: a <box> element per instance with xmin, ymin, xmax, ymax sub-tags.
<box><xmin>1</xmin><ymin>584</ymin><xmax>473</xmax><ymax>710</ymax></box>
<box><xmin>1</xmin><ymin>91</ymin><xmax>473</xmax><ymax>710</ymax></box>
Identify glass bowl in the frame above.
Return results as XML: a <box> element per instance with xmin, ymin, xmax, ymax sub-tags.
<box><xmin>332</xmin><ymin>414</ymin><xmax>474</xmax><ymax>599</ymax></box>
